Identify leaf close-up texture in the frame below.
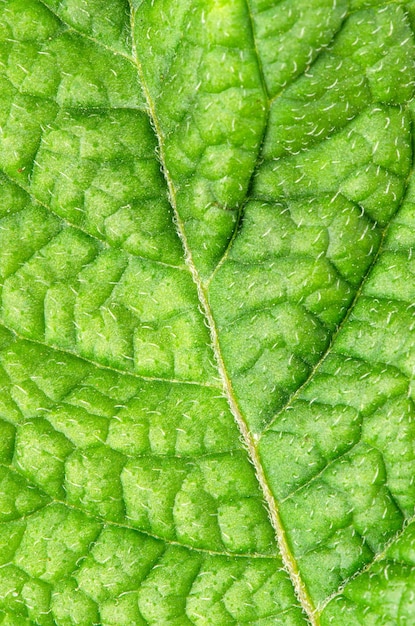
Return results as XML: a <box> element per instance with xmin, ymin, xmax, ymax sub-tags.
<box><xmin>2</xmin><ymin>0</ymin><xmax>415</xmax><ymax>624</ymax></box>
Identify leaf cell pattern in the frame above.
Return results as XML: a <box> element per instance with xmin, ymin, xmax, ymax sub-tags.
<box><xmin>1</xmin><ymin>0</ymin><xmax>415</xmax><ymax>624</ymax></box>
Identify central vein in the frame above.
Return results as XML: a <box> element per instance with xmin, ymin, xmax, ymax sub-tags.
<box><xmin>128</xmin><ymin>3</ymin><xmax>318</xmax><ymax>624</ymax></box>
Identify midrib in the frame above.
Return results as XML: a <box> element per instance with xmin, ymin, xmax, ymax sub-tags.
<box><xmin>128</xmin><ymin>5</ymin><xmax>318</xmax><ymax>624</ymax></box>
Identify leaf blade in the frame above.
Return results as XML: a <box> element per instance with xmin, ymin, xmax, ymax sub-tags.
<box><xmin>2</xmin><ymin>0</ymin><xmax>415</xmax><ymax>624</ymax></box>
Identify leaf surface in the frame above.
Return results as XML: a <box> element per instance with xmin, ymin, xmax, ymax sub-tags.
<box><xmin>1</xmin><ymin>0</ymin><xmax>415</xmax><ymax>624</ymax></box>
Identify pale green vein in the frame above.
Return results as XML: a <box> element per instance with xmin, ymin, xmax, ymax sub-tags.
<box><xmin>319</xmin><ymin>509</ymin><xmax>415</xmax><ymax>612</ymax></box>
<box><xmin>0</xmin><ymin>169</ymin><xmax>186</xmax><ymax>271</ymax></box>
<box><xmin>0</xmin><ymin>323</ymin><xmax>221</xmax><ymax>390</ymax></box>
<box><xmin>261</xmin><ymin>137</ymin><xmax>415</xmax><ymax>440</ymax></box>
<box><xmin>127</xmin><ymin>2</ymin><xmax>317</xmax><ymax>623</ymax></box>
<box><xmin>0</xmin><ymin>463</ymin><xmax>275</xmax><ymax>560</ymax></box>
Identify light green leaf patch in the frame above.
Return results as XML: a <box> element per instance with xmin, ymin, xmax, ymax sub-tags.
<box><xmin>1</xmin><ymin>0</ymin><xmax>415</xmax><ymax>624</ymax></box>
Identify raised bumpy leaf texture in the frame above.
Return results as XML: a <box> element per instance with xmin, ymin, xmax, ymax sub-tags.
<box><xmin>1</xmin><ymin>0</ymin><xmax>415</xmax><ymax>624</ymax></box>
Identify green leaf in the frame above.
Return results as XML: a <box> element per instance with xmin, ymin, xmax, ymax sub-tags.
<box><xmin>1</xmin><ymin>0</ymin><xmax>415</xmax><ymax>624</ymax></box>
